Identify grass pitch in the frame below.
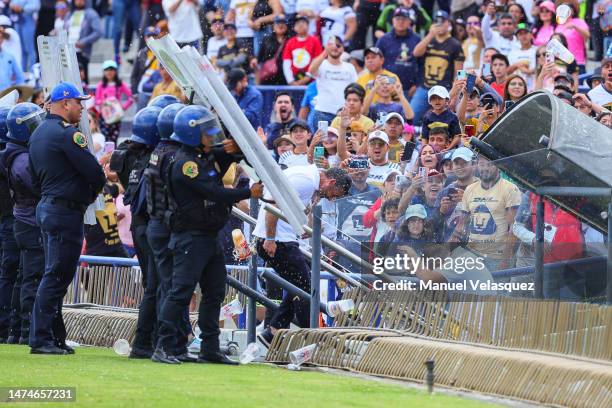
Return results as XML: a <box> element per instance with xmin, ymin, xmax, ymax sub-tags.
<box><xmin>0</xmin><ymin>345</ymin><xmax>500</xmax><ymax>407</ymax></box>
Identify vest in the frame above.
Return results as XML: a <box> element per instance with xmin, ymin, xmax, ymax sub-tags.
<box><xmin>5</xmin><ymin>146</ymin><xmax>39</xmax><ymax>208</ymax></box>
<box><xmin>166</xmin><ymin>151</ymin><xmax>231</xmax><ymax>233</ymax></box>
<box><xmin>144</xmin><ymin>141</ymin><xmax>179</xmax><ymax>219</ymax></box>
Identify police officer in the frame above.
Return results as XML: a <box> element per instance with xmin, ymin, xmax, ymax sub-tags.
<box><xmin>28</xmin><ymin>82</ymin><xmax>106</xmax><ymax>355</ymax></box>
<box><xmin>110</xmin><ymin>106</ymin><xmax>161</xmax><ymax>358</ymax></box>
<box><xmin>152</xmin><ymin>105</ymin><xmax>264</xmax><ymax>364</ymax></box>
<box><xmin>0</xmin><ymin>105</ymin><xmax>21</xmax><ymax>344</ymax></box>
<box><xmin>0</xmin><ymin>103</ymin><xmax>46</xmax><ymax>345</ymax></box>
<box><xmin>148</xmin><ymin>94</ymin><xmax>181</xmax><ymax>109</ymax></box>
<box><xmin>143</xmin><ymin>103</ymin><xmax>193</xmax><ymax>360</ymax></box>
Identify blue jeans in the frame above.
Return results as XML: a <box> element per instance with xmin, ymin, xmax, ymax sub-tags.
<box><xmin>253</xmin><ymin>26</ymin><xmax>272</xmax><ymax>59</ymax></box>
<box><xmin>112</xmin><ymin>0</ymin><xmax>141</xmax><ymax>57</ymax></box>
<box><xmin>410</xmin><ymin>86</ymin><xmax>431</xmax><ymax>126</ymax></box>
<box><xmin>312</xmin><ymin>110</ymin><xmax>337</xmax><ymax>129</ymax></box>
<box><xmin>16</xmin><ymin>14</ymin><xmax>37</xmax><ymax>71</ymax></box>
<box><xmin>30</xmin><ymin>202</ymin><xmax>84</xmax><ymax>348</ymax></box>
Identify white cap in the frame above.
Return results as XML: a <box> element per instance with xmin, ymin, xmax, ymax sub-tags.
<box><xmin>368</xmin><ymin>130</ymin><xmax>389</xmax><ymax>144</ymax></box>
<box><xmin>404</xmin><ymin>204</ymin><xmax>427</xmax><ymax>220</ymax></box>
<box><xmin>428</xmin><ymin>85</ymin><xmax>450</xmax><ymax>100</ymax></box>
<box><xmin>384</xmin><ymin>112</ymin><xmax>405</xmax><ymax>126</ymax></box>
<box><xmin>451</xmin><ymin>146</ymin><xmax>474</xmax><ymax>162</ymax></box>
<box><xmin>0</xmin><ymin>15</ymin><xmax>11</xmax><ymax>27</ymax></box>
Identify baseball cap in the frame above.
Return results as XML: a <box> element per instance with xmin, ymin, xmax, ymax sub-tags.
<box><xmin>384</xmin><ymin>112</ymin><xmax>405</xmax><ymax>126</ymax></box>
<box><xmin>538</xmin><ymin>1</ymin><xmax>556</xmax><ymax>14</ymax></box>
<box><xmin>587</xmin><ymin>67</ymin><xmax>603</xmax><ymax>88</ymax></box>
<box><xmin>289</xmin><ymin>119</ymin><xmax>310</xmax><ymax>132</ymax></box>
<box><xmin>273</xmin><ymin>134</ymin><xmax>295</xmax><ymax>148</ymax></box>
<box><xmin>434</xmin><ymin>10</ymin><xmax>450</xmax><ymax>22</ymax></box>
<box><xmin>451</xmin><ymin>146</ymin><xmax>474</xmax><ymax>162</ymax></box>
<box><xmin>294</xmin><ymin>15</ymin><xmax>309</xmax><ymax>24</ymax></box>
<box><xmin>49</xmin><ymin>82</ymin><xmax>91</xmax><ymax>102</ymax></box>
<box><xmin>393</xmin><ymin>7</ymin><xmax>414</xmax><ymax>20</ymax></box>
<box><xmin>428</xmin><ymin>85</ymin><xmax>450</xmax><ymax>100</ymax></box>
<box><xmin>143</xmin><ymin>26</ymin><xmax>160</xmax><ymax>37</ymax></box>
<box><xmin>224</xmin><ymin>23</ymin><xmax>237</xmax><ymax>30</ymax></box>
<box><xmin>274</xmin><ymin>15</ymin><xmax>288</xmax><ymax>25</ymax></box>
<box><xmin>440</xmin><ymin>151</ymin><xmax>453</xmax><ymax>164</ymax></box>
<box><xmin>102</xmin><ymin>59</ymin><xmax>118</xmax><ymax>70</ymax></box>
<box><xmin>364</xmin><ymin>46</ymin><xmax>383</xmax><ymax>57</ymax></box>
<box><xmin>404</xmin><ymin>204</ymin><xmax>427</xmax><ymax>220</ymax></box>
<box><xmin>368</xmin><ymin>130</ymin><xmax>389</xmax><ymax>144</ymax></box>
<box><xmin>349</xmin><ymin>49</ymin><xmax>364</xmax><ymax>63</ymax></box>
<box><xmin>347</xmin><ymin>121</ymin><xmax>364</xmax><ymax>132</ymax></box>
<box><xmin>327</xmin><ymin>127</ymin><xmax>340</xmax><ymax>137</ymax></box>
<box><xmin>0</xmin><ymin>15</ymin><xmax>10</xmax><ymax>27</ymax></box>
<box><xmin>515</xmin><ymin>22</ymin><xmax>531</xmax><ymax>34</ymax></box>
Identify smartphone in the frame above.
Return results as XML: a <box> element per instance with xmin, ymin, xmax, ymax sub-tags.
<box><xmin>504</xmin><ymin>100</ymin><xmax>515</xmax><ymax>110</ymax></box>
<box><xmin>418</xmin><ymin>167</ymin><xmax>427</xmax><ymax>178</ymax></box>
<box><xmin>348</xmin><ymin>156</ymin><xmax>369</xmax><ymax>169</ymax></box>
<box><xmin>481</xmin><ymin>63</ymin><xmax>491</xmax><ymax>77</ymax></box>
<box><xmin>104</xmin><ymin>141</ymin><xmax>115</xmax><ymax>153</ymax></box>
<box><xmin>481</xmin><ymin>94</ymin><xmax>496</xmax><ymax>109</ymax></box>
<box><xmin>387</xmin><ymin>76</ymin><xmax>396</xmax><ymax>85</ymax></box>
<box><xmin>464</xmin><ymin>124</ymin><xmax>476</xmax><ymax>137</ymax></box>
<box><xmin>447</xmin><ymin>187</ymin><xmax>457</xmax><ymax>197</ymax></box>
<box><xmin>466</xmin><ymin>73</ymin><xmax>477</xmax><ymax>93</ymax></box>
<box><xmin>545</xmin><ymin>51</ymin><xmax>555</xmax><ymax>64</ymax></box>
<box><xmin>314</xmin><ymin>146</ymin><xmax>325</xmax><ymax>160</ymax></box>
<box><xmin>456</xmin><ymin>70</ymin><xmax>467</xmax><ymax>81</ymax></box>
<box><xmin>317</xmin><ymin>120</ymin><xmax>328</xmax><ymax>135</ymax></box>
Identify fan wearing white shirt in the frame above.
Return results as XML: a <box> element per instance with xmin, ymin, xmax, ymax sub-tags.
<box><xmin>162</xmin><ymin>0</ymin><xmax>204</xmax><ymax>47</ymax></box>
<box><xmin>206</xmin><ymin>18</ymin><xmax>228</xmax><ymax>64</ymax></box>
<box><xmin>365</xmin><ymin>130</ymin><xmax>401</xmax><ymax>188</ymax></box>
<box><xmin>277</xmin><ymin>119</ymin><xmax>311</xmax><ymax>168</ymax></box>
<box><xmin>482</xmin><ymin>4</ymin><xmax>519</xmax><ymax>56</ymax></box>
<box><xmin>319</xmin><ymin>0</ymin><xmax>357</xmax><ymax>46</ymax></box>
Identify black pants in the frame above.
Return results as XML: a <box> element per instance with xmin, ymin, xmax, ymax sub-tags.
<box><xmin>131</xmin><ymin>222</ymin><xmax>158</xmax><ymax>352</ymax></box>
<box><xmin>353</xmin><ymin>1</ymin><xmax>381</xmax><ymax>51</ymax></box>
<box><xmin>158</xmin><ymin>232</ymin><xmax>226</xmax><ymax>354</ymax></box>
<box><xmin>256</xmin><ymin>240</ymin><xmax>310</xmax><ymax>329</ymax></box>
<box><xmin>147</xmin><ymin>218</ymin><xmax>190</xmax><ymax>355</ymax></box>
<box><xmin>421</xmin><ymin>0</ymin><xmax>450</xmax><ymax>19</ymax></box>
<box><xmin>13</xmin><ymin>219</ymin><xmax>44</xmax><ymax>340</ymax></box>
<box><xmin>0</xmin><ymin>215</ymin><xmax>20</xmax><ymax>339</ymax></box>
<box><xmin>76</xmin><ymin>53</ymin><xmax>90</xmax><ymax>85</ymax></box>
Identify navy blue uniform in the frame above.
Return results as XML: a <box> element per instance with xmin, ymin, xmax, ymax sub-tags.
<box><xmin>0</xmin><ymin>149</ymin><xmax>20</xmax><ymax>342</ymax></box>
<box><xmin>157</xmin><ymin>145</ymin><xmax>251</xmax><ymax>355</ymax></box>
<box><xmin>0</xmin><ymin>141</ymin><xmax>44</xmax><ymax>342</ymax></box>
<box><xmin>28</xmin><ymin>114</ymin><xmax>105</xmax><ymax>349</ymax></box>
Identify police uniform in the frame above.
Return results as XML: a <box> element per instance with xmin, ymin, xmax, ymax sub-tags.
<box><xmin>28</xmin><ymin>86</ymin><xmax>105</xmax><ymax>353</ymax></box>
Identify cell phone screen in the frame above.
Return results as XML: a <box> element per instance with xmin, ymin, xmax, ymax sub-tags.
<box><xmin>466</xmin><ymin>74</ymin><xmax>476</xmax><ymax>93</ymax></box>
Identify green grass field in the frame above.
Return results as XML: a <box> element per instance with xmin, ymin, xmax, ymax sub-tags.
<box><xmin>0</xmin><ymin>345</ymin><xmax>500</xmax><ymax>407</ymax></box>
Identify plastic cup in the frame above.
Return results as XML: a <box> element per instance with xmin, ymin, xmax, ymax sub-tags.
<box><xmin>113</xmin><ymin>339</ymin><xmax>131</xmax><ymax>356</ymax></box>
<box><xmin>240</xmin><ymin>342</ymin><xmax>265</xmax><ymax>364</ymax></box>
<box><xmin>219</xmin><ymin>298</ymin><xmax>243</xmax><ymax>320</ymax></box>
<box><xmin>326</xmin><ymin>299</ymin><xmax>355</xmax><ymax>317</ymax></box>
<box><xmin>556</xmin><ymin>4</ymin><xmax>572</xmax><ymax>25</ymax></box>
<box><xmin>289</xmin><ymin>343</ymin><xmax>317</xmax><ymax>366</ymax></box>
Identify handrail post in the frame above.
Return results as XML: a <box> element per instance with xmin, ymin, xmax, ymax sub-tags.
<box><xmin>310</xmin><ymin>205</ymin><xmax>322</xmax><ymax>328</ymax></box>
<box><xmin>534</xmin><ymin>197</ymin><xmax>544</xmax><ymax>299</ymax></box>
<box><xmin>247</xmin><ymin>198</ymin><xmax>259</xmax><ymax>343</ymax></box>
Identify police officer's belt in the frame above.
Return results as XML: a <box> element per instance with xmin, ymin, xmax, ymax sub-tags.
<box><xmin>41</xmin><ymin>196</ymin><xmax>88</xmax><ymax>212</ymax></box>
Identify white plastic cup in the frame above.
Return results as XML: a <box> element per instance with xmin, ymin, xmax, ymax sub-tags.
<box><xmin>219</xmin><ymin>298</ymin><xmax>243</xmax><ymax>320</ymax></box>
<box><xmin>546</xmin><ymin>38</ymin><xmax>575</xmax><ymax>64</ymax></box>
<box><xmin>326</xmin><ymin>299</ymin><xmax>355</xmax><ymax>317</ymax></box>
<box><xmin>556</xmin><ymin>4</ymin><xmax>572</xmax><ymax>25</ymax></box>
<box><xmin>289</xmin><ymin>343</ymin><xmax>317</xmax><ymax>366</ymax></box>
<box><xmin>240</xmin><ymin>342</ymin><xmax>265</xmax><ymax>364</ymax></box>
<box><xmin>113</xmin><ymin>339</ymin><xmax>131</xmax><ymax>356</ymax></box>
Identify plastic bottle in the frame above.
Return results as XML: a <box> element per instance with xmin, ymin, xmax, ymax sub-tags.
<box><xmin>556</xmin><ymin>4</ymin><xmax>572</xmax><ymax>25</ymax></box>
<box><xmin>232</xmin><ymin>229</ymin><xmax>251</xmax><ymax>261</ymax></box>
<box><xmin>326</xmin><ymin>299</ymin><xmax>355</xmax><ymax>317</ymax></box>
<box><xmin>289</xmin><ymin>343</ymin><xmax>317</xmax><ymax>366</ymax></box>
<box><xmin>219</xmin><ymin>298</ymin><xmax>243</xmax><ymax>320</ymax></box>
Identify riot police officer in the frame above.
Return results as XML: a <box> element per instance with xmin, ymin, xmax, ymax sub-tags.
<box><xmin>28</xmin><ymin>82</ymin><xmax>106</xmax><ymax>355</ymax></box>
<box><xmin>152</xmin><ymin>105</ymin><xmax>263</xmax><ymax>364</ymax></box>
<box><xmin>0</xmin><ymin>105</ymin><xmax>20</xmax><ymax>344</ymax></box>
<box><xmin>0</xmin><ymin>103</ymin><xmax>46</xmax><ymax>345</ymax></box>
<box><xmin>110</xmin><ymin>105</ymin><xmax>161</xmax><ymax>358</ymax></box>
<box><xmin>143</xmin><ymin>103</ymin><xmax>193</xmax><ymax>361</ymax></box>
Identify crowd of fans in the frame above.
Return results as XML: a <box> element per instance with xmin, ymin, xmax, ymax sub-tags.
<box><xmin>1</xmin><ymin>0</ymin><xmax>611</xmax><ymax>297</ymax></box>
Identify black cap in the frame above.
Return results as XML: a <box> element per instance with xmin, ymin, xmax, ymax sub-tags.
<box><xmin>274</xmin><ymin>15</ymin><xmax>288</xmax><ymax>25</ymax></box>
<box><xmin>553</xmin><ymin>72</ymin><xmax>573</xmax><ymax>84</ymax></box>
<box><xmin>289</xmin><ymin>119</ymin><xmax>310</xmax><ymax>132</ymax></box>
<box><xmin>294</xmin><ymin>15</ymin><xmax>309</xmax><ymax>24</ymax></box>
<box><xmin>393</xmin><ymin>7</ymin><xmax>414</xmax><ymax>20</ymax></box>
<box><xmin>224</xmin><ymin>23</ymin><xmax>237</xmax><ymax>30</ymax></box>
<box><xmin>587</xmin><ymin>67</ymin><xmax>603</xmax><ymax>88</ymax></box>
<box><xmin>227</xmin><ymin>68</ymin><xmax>247</xmax><ymax>88</ymax></box>
<box><xmin>364</xmin><ymin>46</ymin><xmax>383</xmax><ymax>57</ymax></box>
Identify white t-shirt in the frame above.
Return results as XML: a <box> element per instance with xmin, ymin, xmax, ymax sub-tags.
<box><xmin>296</xmin><ymin>0</ymin><xmax>330</xmax><ymax>35</ymax></box>
<box><xmin>230</xmin><ymin>0</ymin><xmax>256</xmax><ymax>39</ymax></box>
<box><xmin>588</xmin><ymin>84</ymin><xmax>612</xmax><ymax>107</ymax></box>
<box><xmin>207</xmin><ymin>36</ymin><xmax>227</xmax><ymax>60</ymax></box>
<box><xmin>4</xmin><ymin>28</ymin><xmax>22</xmax><ymax>69</ymax></box>
<box><xmin>319</xmin><ymin>6</ymin><xmax>355</xmax><ymax>45</ymax></box>
<box><xmin>278</xmin><ymin>151</ymin><xmax>309</xmax><ymax>167</ymax></box>
<box><xmin>92</xmin><ymin>132</ymin><xmax>106</xmax><ymax>160</ymax></box>
<box><xmin>314</xmin><ymin>60</ymin><xmax>357</xmax><ymax>114</ymax></box>
<box><xmin>366</xmin><ymin>160</ymin><xmax>401</xmax><ymax>188</ymax></box>
<box><xmin>162</xmin><ymin>0</ymin><xmax>203</xmax><ymax>43</ymax></box>
<box><xmin>253</xmin><ymin>164</ymin><xmax>321</xmax><ymax>242</ymax></box>
<box><xmin>508</xmin><ymin>46</ymin><xmax>537</xmax><ymax>91</ymax></box>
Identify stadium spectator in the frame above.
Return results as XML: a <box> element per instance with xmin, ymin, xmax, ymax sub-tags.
<box><xmin>265</xmin><ymin>92</ymin><xmax>298</xmax><ymax>150</ymax></box>
<box><xmin>8</xmin><ymin>0</ymin><xmax>39</xmax><ymax>72</ymax></box>
<box><xmin>63</xmin><ymin>0</ymin><xmax>103</xmax><ymax>84</ymax></box>
<box><xmin>255</xmin><ymin>15</ymin><xmax>289</xmax><ymax>85</ymax></box>
<box><xmin>228</xmin><ymin>68</ymin><xmax>263</xmax><ymax>128</ymax></box>
<box><xmin>554</xmin><ymin>2</ymin><xmax>589</xmax><ymax>73</ymax></box>
<box><xmin>273</xmin><ymin>133</ymin><xmax>295</xmax><ymax>162</ymax></box>
<box><xmin>295</xmin><ymin>0</ymin><xmax>327</xmax><ymax>36</ymax></box>
<box><xmin>307</xmin><ymin>127</ymin><xmax>341</xmax><ymax>168</ymax></box>
<box><xmin>333</xmin><ymin>91</ymin><xmax>374</xmax><ymax>150</ymax></box>
<box><xmin>482</xmin><ymin>6</ymin><xmax>518</xmax><ymax>55</ymax></box>
<box><xmin>357</xmin><ymin>46</ymin><xmax>400</xmax><ymax>102</ymax></box>
<box><xmin>412</xmin><ymin>10</ymin><xmax>464</xmax><ymax>124</ymax></box>
<box><xmin>282</xmin><ymin>15</ymin><xmax>322</xmax><ymax>85</ymax></box>
<box><xmin>278</xmin><ymin>120</ymin><xmax>311</xmax><ymax>168</ymax></box>
<box><xmin>319</xmin><ymin>0</ymin><xmax>356</xmax><ymax>47</ymax></box>
<box><xmin>0</xmin><ymin>15</ymin><xmax>22</xmax><ymax>70</ymax></box>
<box><xmin>150</xmin><ymin>66</ymin><xmax>183</xmax><ymax>100</ymax></box>
<box><xmin>226</xmin><ymin>0</ymin><xmax>256</xmax><ymax>51</ymax></box>
<box><xmin>216</xmin><ymin>23</ymin><xmax>254</xmax><ymax>75</ymax></box>
<box><xmin>508</xmin><ymin>3</ymin><xmax>528</xmax><ymax>25</ymax></box>
<box><xmin>503</xmin><ymin>75</ymin><xmax>528</xmax><ymax>104</ymax></box>
<box><xmin>462</xmin><ymin>14</ymin><xmax>484</xmax><ymax>71</ymax></box>
<box><xmin>426</xmin><ymin>126</ymin><xmax>451</xmax><ymax>152</ymax></box>
<box><xmin>381</xmin><ymin>112</ymin><xmax>406</xmax><ymax>163</ymax></box>
<box><xmin>130</xmin><ymin>26</ymin><xmax>161</xmax><ymax>107</ymax></box>
<box><xmin>0</xmin><ymin>28</ymin><xmax>24</xmax><ymax>91</ymax></box>
<box><xmin>309</xmin><ymin>35</ymin><xmax>357</xmax><ymax>124</ymax></box>
<box><xmin>363</xmin><ymin>130</ymin><xmax>401</xmax><ymax>187</ymax></box>
<box><xmin>163</xmin><ymin>0</ymin><xmax>203</xmax><ymax>49</ymax></box>
<box><xmin>589</xmin><ymin>57</ymin><xmax>612</xmax><ymax>108</ymax></box>
<box><xmin>249</xmin><ymin>0</ymin><xmax>282</xmax><ymax>57</ymax></box>
<box><xmin>362</xmin><ymin>75</ymin><xmax>413</xmax><ymax>122</ymax></box>
<box><xmin>375</xmin><ymin>0</ymin><xmax>429</xmax><ymax>38</ymax></box>
<box><xmin>298</xmin><ymin>80</ymin><xmax>318</xmax><ymax>130</ymax></box>
<box><xmin>113</xmin><ymin>0</ymin><xmax>141</xmax><ymax>63</ymax></box>
<box><xmin>206</xmin><ymin>18</ymin><xmax>227</xmax><ymax>64</ymax></box>
<box><xmin>51</xmin><ymin>1</ymin><xmax>68</xmax><ymax>35</ymax></box>
<box><xmin>421</xmin><ymin>86</ymin><xmax>461</xmax><ymax>149</ymax></box>
<box><xmin>508</xmin><ymin>22</ymin><xmax>536</xmax><ymax>90</ymax></box>
<box><xmin>532</xmin><ymin>0</ymin><xmax>556</xmax><ymax>46</ymax></box>
<box><xmin>490</xmin><ymin>53</ymin><xmax>510</xmax><ymax>96</ymax></box>
<box><xmin>95</xmin><ymin>60</ymin><xmax>134</xmax><ymax>143</ymax></box>
<box><xmin>452</xmin><ymin>18</ymin><xmax>467</xmax><ymax>43</ymax></box>
<box><xmin>353</xmin><ymin>0</ymin><xmax>381</xmax><ymax>51</ymax></box>
<box><xmin>376</xmin><ymin>8</ymin><xmax>421</xmax><ymax>100</ymax></box>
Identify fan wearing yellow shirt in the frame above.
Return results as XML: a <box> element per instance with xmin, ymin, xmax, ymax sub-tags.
<box><xmin>150</xmin><ymin>66</ymin><xmax>184</xmax><ymax>101</ymax></box>
<box><xmin>330</xmin><ymin>85</ymin><xmax>375</xmax><ymax>134</ymax></box>
<box><xmin>356</xmin><ymin>46</ymin><xmax>400</xmax><ymax>103</ymax></box>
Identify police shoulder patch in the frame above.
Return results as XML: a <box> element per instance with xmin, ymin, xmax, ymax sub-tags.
<box><xmin>73</xmin><ymin>132</ymin><xmax>88</xmax><ymax>148</ymax></box>
<box><xmin>61</xmin><ymin>121</ymin><xmax>73</xmax><ymax>128</ymax></box>
<box><xmin>182</xmin><ymin>161</ymin><xmax>199</xmax><ymax>179</ymax></box>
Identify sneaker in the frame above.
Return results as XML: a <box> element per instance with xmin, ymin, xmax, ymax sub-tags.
<box><xmin>257</xmin><ymin>328</ymin><xmax>273</xmax><ymax>349</ymax></box>
<box><xmin>151</xmin><ymin>348</ymin><xmax>181</xmax><ymax>364</ymax></box>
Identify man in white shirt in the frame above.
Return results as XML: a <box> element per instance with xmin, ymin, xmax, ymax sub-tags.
<box><xmin>226</xmin><ymin>0</ymin><xmax>256</xmax><ymax>51</ymax></box>
<box><xmin>482</xmin><ymin>4</ymin><xmax>519</xmax><ymax>56</ymax></box>
<box><xmin>309</xmin><ymin>35</ymin><xmax>358</xmax><ymax>126</ymax></box>
<box><xmin>508</xmin><ymin>23</ymin><xmax>536</xmax><ymax>90</ymax></box>
<box><xmin>588</xmin><ymin>57</ymin><xmax>612</xmax><ymax>108</ymax></box>
<box><xmin>278</xmin><ymin>119</ymin><xmax>311</xmax><ymax>168</ymax></box>
<box><xmin>254</xmin><ymin>165</ymin><xmax>352</xmax><ymax>346</ymax></box>
<box><xmin>206</xmin><ymin>18</ymin><xmax>227</xmax><ymax>64</ymax></box>
<box><xmin>0</xmin><ymin>15</ymin><xmax>22</xmax><ymax>70</ymax></box>
<box><xmin>162</xmin><ymin>0</ymin><xmax>203</xmax><ymax>48</ymax></box>
<box><xmin>365</xmin><ymin>130</ymin><xmax>401</xmax><ymax>188</ymax></box>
